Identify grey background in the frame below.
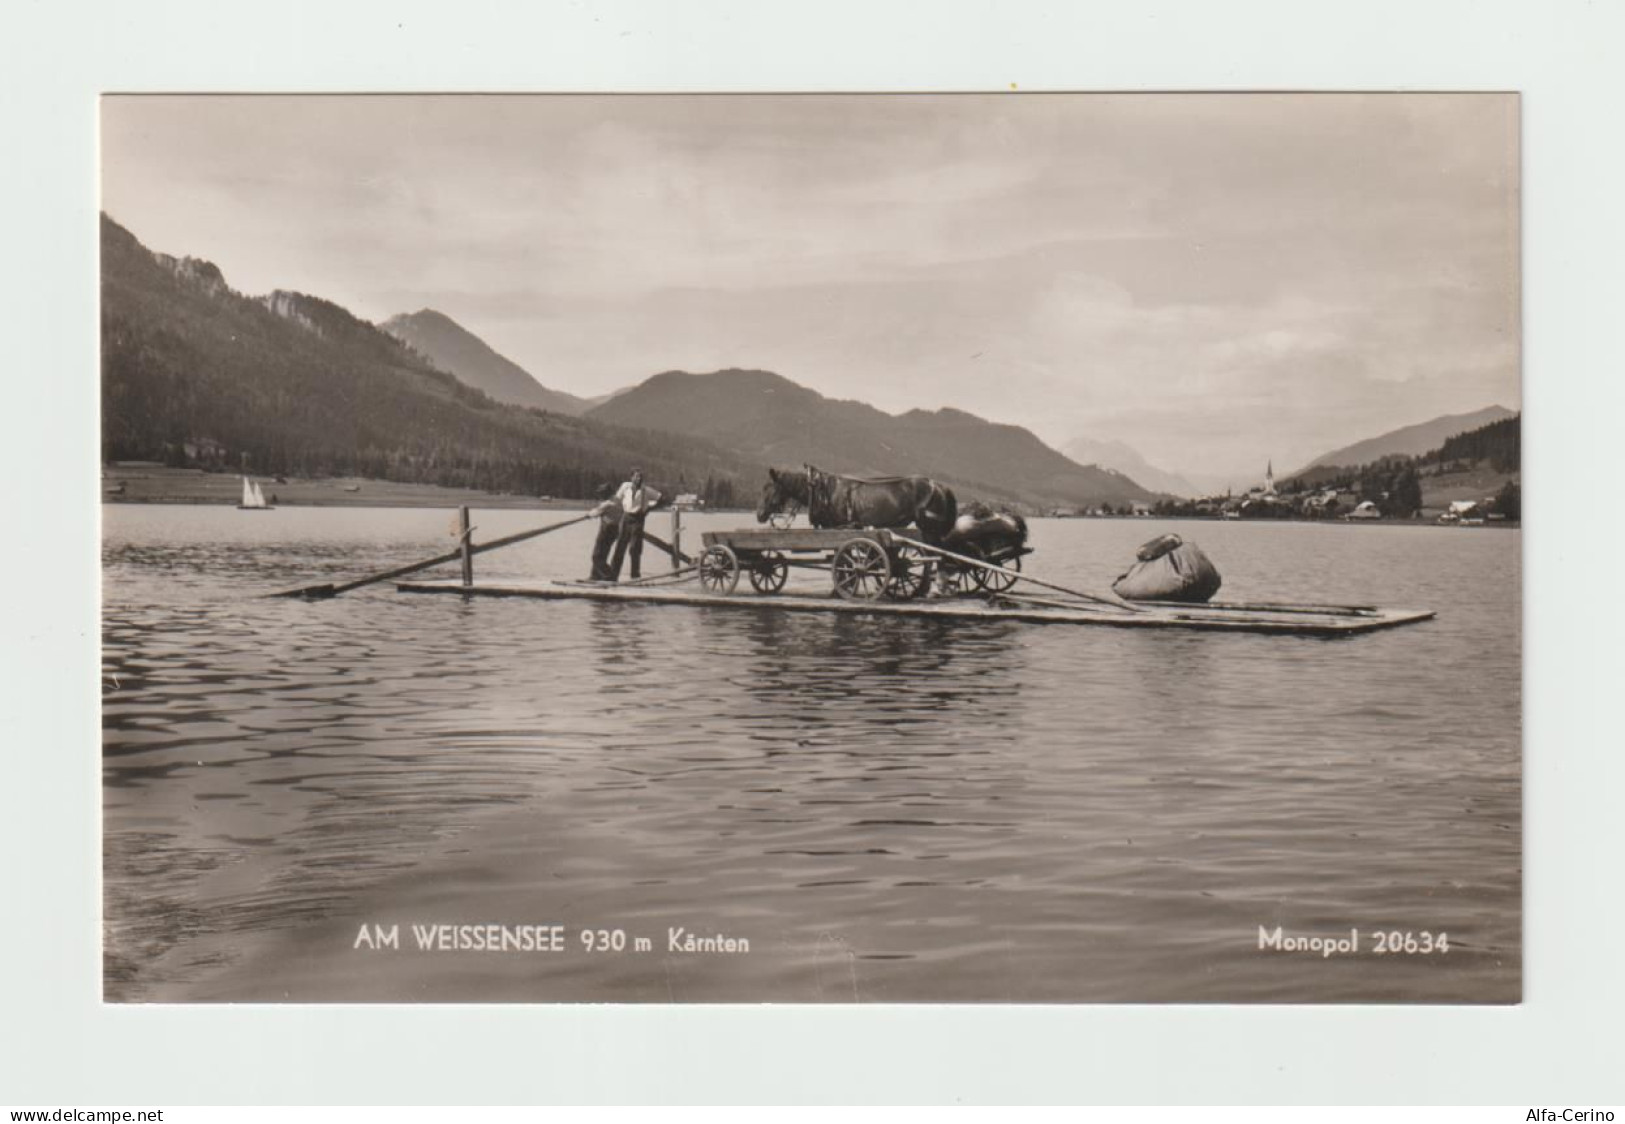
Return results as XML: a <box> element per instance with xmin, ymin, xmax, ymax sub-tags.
<box><xmin>4</xmin><ymin>0</ymin><xmax>1621</xmax><ymax>1105</ymax></box>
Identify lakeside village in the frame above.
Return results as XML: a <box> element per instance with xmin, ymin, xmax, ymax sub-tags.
<box><xmin>1054</xmin><ymin>461</ymin><xmax>1521</xmax><ymax>526</ymax></box>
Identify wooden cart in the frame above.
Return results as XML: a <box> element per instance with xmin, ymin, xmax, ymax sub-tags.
<box><xmin>697</xmin><ymin>527</ymin><xmax>945</xmax><ymax>601</ymax></box>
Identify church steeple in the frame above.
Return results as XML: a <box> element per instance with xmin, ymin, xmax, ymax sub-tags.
<box><xmin>1265</xmin><ymin>459</ymin><xmax>1276</xmax><ymax>496</ymax></box>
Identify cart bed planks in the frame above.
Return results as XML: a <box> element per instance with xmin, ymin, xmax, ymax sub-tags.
<box><xmin>394</xmin><ymin>578</ymin><xmax>1434</xmax><ymax>637</ymax></box>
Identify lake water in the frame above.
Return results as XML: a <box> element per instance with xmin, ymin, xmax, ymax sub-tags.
<box><xmin>102</xmin><ymin>505</ymin><xmax>1520</xmax><ymax>1003</ymax></box>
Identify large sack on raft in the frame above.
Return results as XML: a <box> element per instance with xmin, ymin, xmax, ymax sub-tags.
<box><xmin>943</xmin><ymin>502</ymin><xmax>1028</xmax><ymax>551</ymax></box>
<box><xmin>1112</xmin><ymin>534</ymin><xmax>1222</xmax><ymax>603</ymax></box>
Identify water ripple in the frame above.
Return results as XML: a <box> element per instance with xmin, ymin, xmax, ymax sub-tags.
<box><xmin>102</xmin><ymin>506</ymin><xmax>1520</xmax><ymax>1002</ymax></box>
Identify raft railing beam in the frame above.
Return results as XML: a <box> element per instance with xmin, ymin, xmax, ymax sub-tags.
<box><xmin>639</xmin><ymin>525</ymin><xmax>692</xmax><ymax>567</ymax></box>
<box><xmin>889</xmin><ymin>532</ymin><xmax>1145</xmax><ymax>613</ymax></box>
<box><xmin>269</xmin><ymin>512</ymin><xmax>595</xmax><ymax>599</ymax></box>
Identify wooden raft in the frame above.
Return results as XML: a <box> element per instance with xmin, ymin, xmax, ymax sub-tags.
<box><xmin>393</xmin><ymin>579</ymin><xmax>1434</xmax><ymax>637</ymax></box>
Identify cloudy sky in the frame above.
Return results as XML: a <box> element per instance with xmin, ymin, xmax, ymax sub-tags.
<box><xmin>101</xmin><ymin>93</ymin><xmax>1518</xmax><ymax>485</ymax></box>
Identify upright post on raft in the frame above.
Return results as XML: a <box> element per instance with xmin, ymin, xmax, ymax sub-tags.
<box><xmin>458</xmin><ymin>506</ymin><xmax>474</xmax><ymax>588</ymax></box>
<box><xmin>670</xmin><ymin>506</ymin><xmax>682</xmax><ymax>572</ymax></box>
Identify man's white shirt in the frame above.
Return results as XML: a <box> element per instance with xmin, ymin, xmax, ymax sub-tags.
<box><xmin>615</xmin><ymin>481</ymin><xmax>661</xmax><ymax>515</ymax></box>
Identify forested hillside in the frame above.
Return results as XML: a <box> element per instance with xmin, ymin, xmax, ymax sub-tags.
<box><xmin>100</xmin><ymin>215</ymin><xmax>755</xmax><ymax>505</ymax></box>
<box><xmin>1301</xmin><ymin>405</ymin><xmax>1517</xmax><ymax>471</ymax></box>
<box><xmin>1422</xmin><ymin>415</ymin><xmax>1520</xmax><ymax>473</ymax></box>
<box><xmin>1274</xmin><ymin>413</ymin><xmax>1520</xmax><ymax>519</ymax></box>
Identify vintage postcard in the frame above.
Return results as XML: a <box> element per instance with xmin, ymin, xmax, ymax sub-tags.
<box><xmin>99</xmin><ymin>93</ymin><xmax>1520</xmax><ymax>1003</ymax></box>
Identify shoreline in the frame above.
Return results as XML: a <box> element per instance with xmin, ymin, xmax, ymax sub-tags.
<box><xmin>101</xmin><ymin>465</ymin><xmax>1520</xmax><ymax>527</ymax></box>
<box><xmin>1056</xmin><ymin>513</ymin><xmax>1521</xmax><ymax>530</ymax></box>
<box><xmin>102</xmin><ymin>464</ymin><xmax>603</xmax><ymax>511</ymax></box>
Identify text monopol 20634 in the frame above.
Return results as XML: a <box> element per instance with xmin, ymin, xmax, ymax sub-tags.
<box><xmin>1257</xmin><ymin>927</ymin><xmax>1450</xmax><ymax>958</ymax></box>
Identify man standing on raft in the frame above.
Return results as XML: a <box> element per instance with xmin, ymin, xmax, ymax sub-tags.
<box><xmin>608</xmin><ymin>468</ymin><xmax>662</xmax><ymax>581</ymax></box>
<box><xmin>585</xmin><ymin>484</ymin><xmax>622</xmax><ymax>582</ymax></box>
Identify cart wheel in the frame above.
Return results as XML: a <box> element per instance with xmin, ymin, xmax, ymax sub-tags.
<box><xmin>974</xmin><ymin>553</ymin><xmax>1022</xmax><ymax>593</ymax></box>
<box><xmin>747</xmin><ymin>550</ymin><xmax>789</xmax><ymax>594</ymax></box>
<box><xmin>886</xmin><ymin>543</ymin><xmax>933</xmax><ymax>600</ymax></box>
<box><xmin>936</xmin><ymin>561</ymin><xmax>974</xmax><ymax>598</ymax></box>
<box><xmin>698</xmin><ymin>544</ymin><xmax>740</xmax><ymax>595</ymax></box>
<box><xmin>953</xmin><ymin>544</ymin><xmax>988</xmax><ymax>592</ymax></box>
<box><xmin>831</xmin><ymin>537</ymin><xmax>891</xmax><ymax>600</ymax></box>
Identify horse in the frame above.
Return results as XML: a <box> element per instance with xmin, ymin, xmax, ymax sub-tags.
<box><xmin>756</xmin><ymin>465</ymin><xmax>959</xmax><ymax>543</ymax></box>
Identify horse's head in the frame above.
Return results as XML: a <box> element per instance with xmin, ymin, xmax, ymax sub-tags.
<box><xmin>757</xmin><ymin>467</ymin><xmax>797</xmax><ymax>524</ymax></box>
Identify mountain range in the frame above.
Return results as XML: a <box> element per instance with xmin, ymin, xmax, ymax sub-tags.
<box><xmin>100</xmin><ymin>216</ymin><xmax>1159</xmax><ymax>509</ymax></box>
<box><xmin>378</xmin><ymin>310</ymin><xmax>1159</xmax><ymax>507</ymax></box>
<box><xmin>101</xmin><ymin>212</ymin><xmax>1510</xmax><ymax>513</ymax></box>
<box><xmin>586</xmin><ymin>368</ymin><xmax>1157</xmax><ymax>509</ymax></box>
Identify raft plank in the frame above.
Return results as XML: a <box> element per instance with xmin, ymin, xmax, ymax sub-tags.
<box><xmin>1132</xmin><ymin>598</ymin><xmax>1380</xmax><ymax>617</ymax></box>
<box><xmin>395</xmin><ymin>579</ymin><xmax>1434</xmax><ymax>636</ymax></box>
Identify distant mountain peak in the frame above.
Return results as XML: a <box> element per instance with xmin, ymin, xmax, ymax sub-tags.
<box><xmin>645</xmin><ymin>367</ymin><xmax>795</xmax><ymax>387</ymax></box>
<box><xmin>1062</xmin><ymin>434</ymin><xmax>1201</xmax><ymax>498</ymax></box>
<box><xmin>380</xmin><ymin>309</ymin><xmax>590</xmax><ymax>415</ymax></box>
<box><xmin>900</xmin><ymin>406</ymin><xmax>982</xmax><ymax>424</ymax></box>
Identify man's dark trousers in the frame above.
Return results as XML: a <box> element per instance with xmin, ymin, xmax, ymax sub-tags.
<box><xmin>610</xmin><ymin>514</ymin><xmax>646</xmax><ymax>580</ymax></box>
<box><xmin>590</xmin><ymin>514</ymin><xmax>620</xmax><ymax>580</ymax></box>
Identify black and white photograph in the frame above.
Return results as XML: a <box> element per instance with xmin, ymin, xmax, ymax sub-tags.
<box><xmin>98</xmin><ymin>92</ymin><xmax>1521</xmax><ymax>1004</ymax></box>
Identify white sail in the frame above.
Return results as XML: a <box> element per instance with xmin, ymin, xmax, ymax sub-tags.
<box><xmin>239</xmin><ymin>477</ymin><xmax>270</xmax><ymax>509</ymax></box>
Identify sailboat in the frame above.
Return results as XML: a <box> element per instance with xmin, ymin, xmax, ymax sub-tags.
<box><xmin>237</xmin><ymin>476</ymin><xmax>275</xmax><ymax>510</ymax></box>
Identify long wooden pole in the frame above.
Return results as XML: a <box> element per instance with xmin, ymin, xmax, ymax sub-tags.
<box><xmin>270</xmin><ymin>513</ymin><xmax>593</xmax><ymax>599</ymax></box>
<box><xmin>993</xmin><ymin>589</ymin><xmax>1123</xmax><ymax>614</ymax></box>
<box><xmin>617</xmin><ymin>563</ymin><xmax>700</xmax><ymax>587</ymax></box>
<box><xmin>889</xmin><ymin>532</ymin><xmax>1144</xmax><ymax>613</ymax></box>
<box><xmin>639</xmin><ymin>526</ymin><xmax>692</xmax><ymax>566</ymax></box>
<box><xmin>458</xmin><ymin>506</ymin><xmax>474</xmax><ymax>587</ymax></box>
